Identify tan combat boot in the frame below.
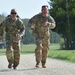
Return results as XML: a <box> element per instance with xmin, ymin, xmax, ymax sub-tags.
<box><xmin>42</xmin><ymin>64</ymin><xmax>46</xmax><ymax>68</ymax></box>
<box><xmin>42</xmin><ymin>62</ymin><xmax>46</xmax><ymax>68</ymax></box>
<box><xmin>36</xmin><ymin>62</ymin><xmax>40</xmax><ymax>68</ymax></box>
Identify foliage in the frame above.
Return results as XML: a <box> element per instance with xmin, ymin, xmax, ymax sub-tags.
<box><xmin>59</xmin><ymin>38</ymin><xmax>65</xmax><ymax>49</ymax></box>
<box><xmin>48</xmin><ymin>0</ymin><xmax>75</xmax><ymax>49</ymax></box>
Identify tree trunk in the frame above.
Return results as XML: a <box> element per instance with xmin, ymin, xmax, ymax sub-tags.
<box><xmin>64</xmin><ymin>37</ymin><xmax>75</xmax><ymax>50</ymax></box>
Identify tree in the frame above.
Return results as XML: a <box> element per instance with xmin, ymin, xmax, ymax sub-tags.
<box><xmin>48</xmin><ymin>0</ymin><xmax>75</xmax><ymax>49</ymax></box>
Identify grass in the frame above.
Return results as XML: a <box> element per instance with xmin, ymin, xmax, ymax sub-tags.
<box><xmin>0</xmin><ymin>49</ymin><xmax>6</xmax><ymax>55</ymax></box>
<box><xmin>0</xmin><ymin>44</ymin><xmax>36</xmax><ymax>55</ymax></box>
<box><xmin>20</xmin><ymin>44</ymin><xmax>36</xmax><ymax>54</ymax></box>
<box><xmin>0</xmin><ymin>44</ymin><xmax>75</xmax><ymax>62</ymax></box>
<box><xmin>48</xmin><ymin>49</ymin><xmax>75</xmax><ymax>62</ymax></box>
<box><xmin>48</xmin><ymin>44</ymin><xmax>75</xmax><ymax>62</ymax></box>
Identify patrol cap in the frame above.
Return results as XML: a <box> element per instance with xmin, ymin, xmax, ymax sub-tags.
<box><xmin>10</xmin><ymin>9</ymin><xmax>17</xmax><ymax>14</ymax></box>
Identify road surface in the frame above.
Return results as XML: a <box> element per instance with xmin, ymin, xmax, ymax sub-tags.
<box><xmin>0</xmin><ymin>54</ymin><xmax>75</xmax><ymax>75</ymax></box>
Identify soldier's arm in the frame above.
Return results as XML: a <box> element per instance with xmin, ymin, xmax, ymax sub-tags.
<box><xmin>48</xmin><ymin>15</ymin><xmax>56</xmax><ymax>29</ymax></box>
<box><xmin>28</xmin><ymin>15</ymin><xmax>37</xmax><ymax>30</ymax></box>
<box><xmin>18</xmin><ymin>18</ymin><xmax>25</xmax><ymax>37</ymax></box>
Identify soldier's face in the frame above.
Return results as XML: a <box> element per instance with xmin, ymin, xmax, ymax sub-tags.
<box><xmin>11</xmin><ymin>12</ymin><xmax>17</xmax><ymax>19</ymax></box>
<box><xmin>42</xmin><ymin>7</ymin><xmax>48</xmax><ymax>14</ymax></box>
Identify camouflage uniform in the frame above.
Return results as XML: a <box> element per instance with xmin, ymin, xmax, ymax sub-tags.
<box><xmin>0</xmin><ymin>15</ymin><xmax>25</xmax><ymax>68</ymax></box>
<box><xmin>28</xmin><ymin>13</ymin><xmax>55</xmax><ymax>68</ymax></box>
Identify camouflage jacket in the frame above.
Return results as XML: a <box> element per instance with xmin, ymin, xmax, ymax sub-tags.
<box><xmin>28</xmin><ymin>13</ymin><xmax>56</xmax><ymax>38</ymax></box>
<box><xmin>0</xmin><ymin>15</ymin><xmax>25</xmax><ymax>37</ymax></box>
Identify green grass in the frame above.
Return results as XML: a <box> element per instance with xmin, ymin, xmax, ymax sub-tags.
<box><xmin>48</xmin><ymin>44</ymin><xmax>75</xmax><ymax>62</ymax></box>
<box><xmin>20</xmin><ymin>44</ymin><xmax>35</xmax><ymax>54</ymax></box>
<box><xmin>0</xmin><ymin>49</ymin><xmax>6</xmax><ymax>55</ymax></box>
<box><xmin>0</xmin><ymin>44</ymin><xmax>35</xmax><ymax>55</ymax></box>
<box><xmin>0</xmin><ymin>44</ymin><xmax>75</xmax><ymax>62</ymax></box>
<box><xmin>48</xmin><ymin>49</ymin><xmax>75</xmax><ymax>62</ymax></box>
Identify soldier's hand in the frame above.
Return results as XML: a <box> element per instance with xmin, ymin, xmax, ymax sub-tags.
<box><xmin>43</xmin><ymin>21</ymin><xmax>50</xmax><ymax>27</ymax></box>
<box><xmin>18</xmin><ymin>35</ymin><xmax>23</xmax><ymax>40</ymax></box>
<box><xmin>30</xmin><ymin>25</ymin><xmax>35</xmax><ymax>30</ymax></box>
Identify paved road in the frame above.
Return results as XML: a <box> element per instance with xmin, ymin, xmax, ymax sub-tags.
<box><xmin>0</xmin><ymin>54</ymin><xmax>75</xmax><ymax>75</ymax></box>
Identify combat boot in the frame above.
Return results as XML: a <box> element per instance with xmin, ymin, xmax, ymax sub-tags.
<box><xmin>8</xmin><ymin>64</ymin><xmax>12</xmax><ymax>69</ymax></box>
<box><xmin>13</xmin><ymin>65</ymin><xmax>17</xmax><ymax>69</ymax></box>
<box><xmin>42</xmin><ymin>64</ymin><xmax>46</xmax><ymax>68</ymax></box>
<box><xmin>36</xmin><ymin>62</ymin><xmax>40</xmax><ymax>68</ymax></box>
<box><xmin>42</xmin><ymin>62</ymin><xmax>46</xmax><ymax>68</ymax></box>
<box><xmin>13</xmin><ymin>66</ymin><xmax>16</xmax><ymax>69</ymax></box>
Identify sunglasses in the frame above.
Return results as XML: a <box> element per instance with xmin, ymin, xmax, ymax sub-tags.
<box><xmin>11</xmin><ymin>12</ymin><xmax>17</xmax><ymax>14</ymax></box>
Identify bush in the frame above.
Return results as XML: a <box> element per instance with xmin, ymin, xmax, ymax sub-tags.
<box><xmin>60</xmin><ymin>38</ymin><xmax>65</xmax><ymax>49</ymax></box>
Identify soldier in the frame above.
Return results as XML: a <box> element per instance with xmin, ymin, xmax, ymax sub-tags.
<box><xmin>0</xmin><ymin>9</ymin><xmax>25</xmax><ymax>69</ymax></box>
<box><xmin>28</xmin><ymin>5</ymin><xmax>56</xmax><ymax>68</ymax></box>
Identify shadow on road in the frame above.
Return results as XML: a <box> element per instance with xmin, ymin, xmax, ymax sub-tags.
<box><xmin>0</xmin><ymin>68</ymin><xmax>38</xmax><ymax>72</ymax></box>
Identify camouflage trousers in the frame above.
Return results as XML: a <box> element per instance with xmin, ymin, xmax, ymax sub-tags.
<box><xmin>6</xmin><ymin>39</ymin><xmax>20</xmax><ymax>67</ymax></box>
<box><xmin>35</xmin><ymin>36</ymin><xmax>50</xmax><ymax>65</ymax></box>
